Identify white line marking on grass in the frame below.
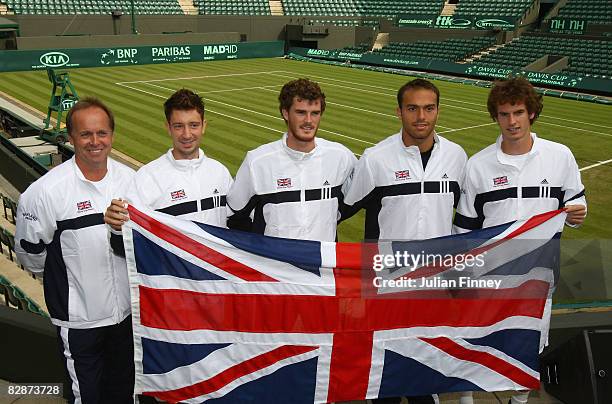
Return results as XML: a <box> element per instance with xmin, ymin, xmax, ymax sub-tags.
<box><xmin>276</xmin><ymin>70</ymin><xmax>612</xmax><ymax>130</ymax></box>
<box><xmin>115</xmin><ymin>82</ymin><xmax>364</xmax><ymax>155</ymax></box>
<box><xmin>116</xmin><ymin>82</ymin><xmax>284</xmax><ymax>135</ymax></box>
<box><xmin>269</xmin><ymin>72</ymin><xmax>490</xmax><ymax>115</ymax></box>
<box><xmin>202</xmin><ymin>85</ymin><xmax>281</xmax><ymax>94</ymax></box>
<box><xmin>256</xmin><ymin>87</ymin><xmax>453</xmax><ymax>130</ymax></box>
<box><xmin>116</xmin><ymin>71</ymin><xmax>285</xmax><ymax>85</ymax></box>
<box><xmin>537</xmin><ymin>121</ymin><xmax>612</xmax><ymax>137</ymax></box>
<box><xmin>273</xmin><ymin>74</ymin><xmax>612</xmax><ymax>136</ymax></box>
<box><xmin>579</xmin><ymin>158</ymin><xmax>612</xmax><ymax>172</ymax></box>
<box><xmin>143</xmin><ymin>82</ymin><xmax>376</xmax><ymax>147</ymax></box>
<box><xmin>437</xmin><ymin>122</ymin><xmax>497</xmax><ymax>134</ymax></box>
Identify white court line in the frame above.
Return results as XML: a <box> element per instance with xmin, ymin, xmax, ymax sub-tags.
<box><xmin>269</xmin><ymin>72</ymin><xmax>493</xmax><ymax>115</ymax></box>
<box><xmin>271</xmin><ymin>72</ymin><xmax>612</xmax><ymax>137</ymax></box>
<box><xmin>116</xmin><ymin>82</ymin><xmax>285</xmax><ymax>135</ymax></box>
<box><xmin>116</xmin><ymin>71</ymin><xmax>285</xmax><ymax>85</ymax></box>
<box><xmin>537</xmin><ymin>121</ymin><xmax>612</xmax><ymax>138</ymax></box>
<box><xmin>275</xmin><ymin>70</ymin><xmax>612</xmax><ymax>130</ymax></box>
<box><xmin>579</xmin><ymin>158</ymin><xmax>612</xmax><ymax>172</ymax></box>
<box><xmin>144</xmin><ymin>82</ymin><xmax>375</xmax><ymax>147</ymax></box>
<box><xmin>202</xmin><ymin>84</ymin><xmax>280</xmax><ymax>94</ymax></box>
<box><xmin>437</xmin><ymin>122</ymin><xmax>497</xmax><ymax>134</ymax></box>
<box><xmin>256</xmin><ymin>86</ymin><xmax>454</xmax><ymax>130</ymax></box>
<box><xmin>117</xmin><ymin>68</ymin><xmax>612</xmax><ymax>130</ymax></box>
<box><xmin>115</xmin><ymin>82</ymin><xmax>363</xmax><ymax>155</ymax></box>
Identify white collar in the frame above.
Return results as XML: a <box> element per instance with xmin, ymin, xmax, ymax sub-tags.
<box><xmin>71</xmin><ymin>155</ymin><xmax>111</xmax><ymax>183</ymax></box>
<box><xmin>496</xmin><ymin>132</ymin><xmax>540</xmax><ymax>165</ymax></box>
<box><xmin>281</xmin><ymin>133</ymin><xmax>317</xmax><ymax>161</ymax></box>
<box><xmin>165</xmin><ymin>148</ymin><xmax>205</xmax><ymax>171</ymax></box>
<box><xmin>397</xmin><ymin>131</ymin><xmax>440</xmax><ymax>155</ymax></box>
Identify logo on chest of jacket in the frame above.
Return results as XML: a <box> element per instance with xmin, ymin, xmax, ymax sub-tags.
<box><xmin>493</xmin><ymin>176</ymin><xmax>509</xmax><ymax>187</ymax></box>
<box><xmin>76</xmin><ymin>200</ymin><xmax>93</xmax><ymax>213</ymax></box>
<box><xmin>277</xmin><ymin>178</ymin><xmax>292</xmax><ymax>189</ymax></box>
<box><xmin>171</xmin><ymin>189</ymin><xmax>187</xmax><ymax>201</ymax></box>
<box><xmin>395</xmin><ymin>170</ymin><xmax>410</xmax><ymax>181</ymax></box>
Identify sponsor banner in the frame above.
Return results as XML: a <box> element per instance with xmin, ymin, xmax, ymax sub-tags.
<box><xmin>0</xmin><ymin>41</ymin><xmax>284</xmax><ymax>72</ymax></box>
<box><xmin>296</xmin><ymin>47</ymin><xmax>430</xmax><ymax>68</ymax></box>
<box><xmin>289</xmin><ymin>48</ymin><xmax>612</xmax><ymax>95</ymax></box>
<box><xmin>549</xmin><ymin>18</ymin><xmax>589</xmax><ymax>35</ymax></box>
<box><xmin>396</xmin><ymin>15</ymin><xmax>516</xmax><ymax>30</ymax></box>
<box><xmin>460</xmin><ymin>65</ymin><xmax>587</xmax><ymax>88</ymax></box>
<box><xmin>396</xmin><ymin>14</ymin><xmax>438</xmax><ymax>28</ymax></box>
<box><xmin>430</xmin><ymin>62</ymin><xmax>611</xmax><ymax>94</ymax></box>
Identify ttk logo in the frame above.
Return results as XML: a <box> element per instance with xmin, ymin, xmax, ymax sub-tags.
<box><xmin>435</xmin><ymin>16</ymin><xmax>471</xmax><ymax>27</ymax></box>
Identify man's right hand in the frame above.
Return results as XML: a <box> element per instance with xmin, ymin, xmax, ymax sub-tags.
<box><xmin>105</xmin><ymin>199</ymin><xmax>129</xmax><ymax>231</ymax></box>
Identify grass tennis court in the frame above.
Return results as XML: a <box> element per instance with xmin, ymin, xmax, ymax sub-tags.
<box><xmin>0</xmin><ymin>57</ymin><xmax>611</xmax><ymax>242</ymax></box>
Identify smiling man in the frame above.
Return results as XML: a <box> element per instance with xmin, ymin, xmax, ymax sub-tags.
<box><xmin>226</xmin><ymin>78</ymin><xmax>356</xmax><ymax>241</ymax></box>
<box><xmin>454</xmin><ymin>76</ymin><xmax>586</xmax><ymax>234</ymax></box>
<box><xmin>16</xmin><ymin>97</ymin><xmax>136</xmax><ymax>403</ymax></box>
<box><xmin>105</xmin><ymin>89</ymin><xmax>232</xmax><ymax>233</ymax></box>
<box><xmin>344</xmin><ymin>78</ymin><xmax>467</xmax><ymax>242</ymax></box>
<box><xmin>453</xmin><ymin>76</ymin><xmax>587</xmax><ymax>404</ymax></box>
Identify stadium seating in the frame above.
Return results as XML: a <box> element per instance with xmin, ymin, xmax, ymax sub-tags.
<box><xmin>195</xmin><ymin>0</ymin><xmax>271</xmax><ymax>15</ymax></box>
<box><xmin>1</xmin><ymin>193</ymin><xmax>15</xmax><ymax>225</ymax></box>
<box><xmin>476</xmin><ymin>35</ymin><xmax>612</xmax><ymax>78</ymax></box>
<box><xmin>337</xmin><ymin>43</ymin><xmax>372</xmax><ymax>52</ymax></box>
<box><xmin>557</xmin><ymin>0</ymin><xmax>611</xmax><ymax>25</ymax></box>
<box><xmin>454</xmin><ymin>0</ymin><xmax>534</xmax><ymax>18</ymax></box>
<box><xmin>2</xmin><ymin>0</ymin><xmax>184</xmax><ymax>15</ymax></box>
<box><xmin>374</xmin><ymin>37</ymin><xmax>496</xmax><ymax>62</ymax></box>
<box><xmin>0</xmin><ymin>274</ymin><xmax>48</xmax><ymax>317</ymax></box>
<box><xmin>0</xmin><ymin>228</ymin><xmax>15</xmax><ymax>262</ymax></box>
<box><xmin>283</xmin><ymin>0</ymin><xmax>445</xmax><ymax>17</ymax></box>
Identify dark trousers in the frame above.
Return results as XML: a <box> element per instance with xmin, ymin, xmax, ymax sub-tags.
<box><xmin>56</xmin><ymin>315</ymin><xmax>135</xmax><ymax>404</ymax></box>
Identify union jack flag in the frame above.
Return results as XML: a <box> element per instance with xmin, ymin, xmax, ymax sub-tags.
<box><xmin>76</xmin><ymin>200</ymin><xmax>92</xmax><ymax>211</ymax></box>
<box><xmin>171</xmin><ymin>189</ymin><xmax>186</xmax><ymax>200</ymax></box>
<box><xmin>395</xmin><ymin>170</ymin><xmax>410</xmax><ymax>180</ymax></box>
<box><xmin>123</xmin><ymin>205</ymin><xmax>564</xmax><ymax>403</ymax></box>
<box><xmin>493</xmin><ymin>176</ymin><xmax>509</xmax><ymax>186</ymax></box>
<box><xmin>277</xmin><ymin>178</ymin><xmax>292</xmax><ymax>188</ymax></box>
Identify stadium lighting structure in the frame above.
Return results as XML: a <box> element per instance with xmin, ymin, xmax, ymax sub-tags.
<box><xmin>130</xmin><ymin>0</ymin><xmax>137</xmax><ymax>35</ymax></box>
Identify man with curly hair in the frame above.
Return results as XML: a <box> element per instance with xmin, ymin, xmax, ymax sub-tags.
<box><xmin>227</xmin><ymin>78</ymin><xmax>356</xmax><ymax>241</ymax></box>
<box><xmin>454</xmin><ymin>77</ymin><xmax>586</xmax><ymax>404</ymax></box>
<box><xmin>454</xmin><ymin>76</ymin><xmax>586</xmax><ymax>234</ymax></box>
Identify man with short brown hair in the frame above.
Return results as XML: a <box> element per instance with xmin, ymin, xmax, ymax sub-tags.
<box><xmin>104</xmin><ymin>88</ymin><xmax>232</xmax><ymax>233</ymax></box>
<box><xmin>226</xmin><ymin>78</ymin><xmax>356</xmax><ymax>241</ymax></box>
